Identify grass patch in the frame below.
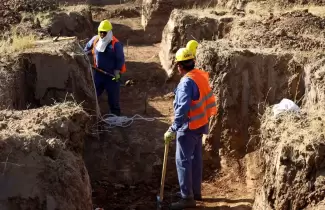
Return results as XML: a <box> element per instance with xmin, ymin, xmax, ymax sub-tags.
<box><xmin>0</xmin><ymin>33</ymin><xmax>36</xmax><ymax>54</ymax></box>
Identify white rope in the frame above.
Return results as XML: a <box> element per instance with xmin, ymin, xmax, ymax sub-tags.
<box><xmin>77</xmin><ymin>42</ymin><xmax>101</xmax><ymax>120</ymax></box>
<box><xmin>101</xmin><ymin>114</ymin><xmax>155</xmax><ymax>128</ymax></box>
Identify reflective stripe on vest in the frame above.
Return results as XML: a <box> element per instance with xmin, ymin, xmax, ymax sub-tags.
<box><xmin>190</xmin><ymin>90</ymin><xmax>214</xmax><ymax>111</ymax></box>
<box><xmin>189</xmin><ymin>102</ymin><xmax>217</xmax><ymax>122</ymax></box>
<box><xmin>186</xmin><ymin>69</ymin><xmax>217</xmax><ymax>130</ymax></box>
<box><xmin>92</xmin><ymin>36</ymin><xmax>127</xmax><ymax>73</ymax></box>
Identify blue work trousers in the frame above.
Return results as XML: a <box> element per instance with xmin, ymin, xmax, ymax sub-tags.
<box><xmin>94</xmin><ymin>72</ymin><xmax>121</xmax><ymax>116</ymax></box>
<box><xmin>176</xmin><ymin>129</ymin><xmax>203</xmax><ymax>199</ymax></box>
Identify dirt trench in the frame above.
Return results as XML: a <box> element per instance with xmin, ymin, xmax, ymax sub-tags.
<box><xmin>3</xmin><ymin>1</ymin><xmax>325</xmax><ymax>210</ymax></box>
<box><xmin>87</xmin><ymin>3</ymin><xmax>256</xmax><ymax>210</ymax></box>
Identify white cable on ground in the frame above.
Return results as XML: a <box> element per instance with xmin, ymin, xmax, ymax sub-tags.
<box><xmin>101</xmin><ymin>114</ymin><xmax>155</xmax><ymax>128</ymax></box>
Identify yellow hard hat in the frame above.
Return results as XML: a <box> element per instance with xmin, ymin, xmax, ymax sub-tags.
<box><xmin>98</xmin><ymin>20</ymin><xmax>112</xmax><ymax>32</ymax></box>
<box><xmin>175</xmin><ymin>48</ymin><xmax>195</xmax><ymax>62</ymax></box>
<box><xmin>186</xmin><ymin>40</ymin><xmax>199</xmax><ymax>56</ymax></box>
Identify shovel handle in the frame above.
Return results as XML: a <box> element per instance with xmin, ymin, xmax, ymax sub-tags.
<box><xmin>159</xmin><ymin>142</ymin><xmax>169</xmax><ymax>202</ymax></box>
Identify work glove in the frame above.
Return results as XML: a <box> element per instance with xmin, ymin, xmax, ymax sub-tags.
<box><xmin>164</xmin><ymin>128</ymin><xmax>176</xmax><ymax>144</ymax></box>
<box><xmin>112</xmin><ymin>70</ymin><xmax>121</xmax><ymax>82</ymax></box>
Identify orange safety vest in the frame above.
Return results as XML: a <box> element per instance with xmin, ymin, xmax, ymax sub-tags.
<box><xmin>185</xmin><ymin>69</ymin><xmax>217</xmax><ymax>130</ymax></box>
<box><xmin>91</xmin><ymin>36</ymin><xmax>127</xmax><ymax>73</ymax></box>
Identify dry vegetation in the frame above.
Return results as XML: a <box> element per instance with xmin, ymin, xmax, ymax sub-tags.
<box><xmin>254</xmin><ymin>103</ymin><xmax>325</xmax><ymax>209</ymax></box>
<box><xmin>0</xmin><ymin>33</ymin><xmax>36</xmax><ymax>54</ymax></box>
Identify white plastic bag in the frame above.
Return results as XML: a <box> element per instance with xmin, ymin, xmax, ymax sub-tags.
<box><xmin>272</xmin><ymin>98</ymin><xmax>300</xmax><ymax>117</ymax></box>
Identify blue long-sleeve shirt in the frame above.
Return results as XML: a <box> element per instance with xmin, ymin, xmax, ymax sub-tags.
<box><xmin>171</xmin><ymin>76</ymin><xmax>208</xmax><ymax>134</ymax></box>
<box><xmin>84</xmin><ymin>35</ymin><xmax>125</xmax><ymax>75</ymax></box>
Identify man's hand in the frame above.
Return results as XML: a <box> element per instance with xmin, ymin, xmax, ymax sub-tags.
<box><xmin>112</xmin><ymin>70</ymin><xmax>121</xmax><ymax>81</ymax></box>
<box><xmin>164</xmin><ymin>128</ymin><xmax>176</xmax><ymax>144</ymax></box>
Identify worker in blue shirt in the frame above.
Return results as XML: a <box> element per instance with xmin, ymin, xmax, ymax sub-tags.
<box><xmin>164</xmin><ymin>48</ymin><xmax>217</xmax><ymax>209</ymax></box>
<box><xmin>84</xmin><ymin>20</ymin><xmax>126</xmax><ymax>116</ymax></box>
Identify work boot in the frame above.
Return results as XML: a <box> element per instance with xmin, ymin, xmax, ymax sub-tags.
<box><xmin>174</xmin><ymin>192</ymin><xmax>202</xmax><ymax>201</ymax></box>
<box><xmin>171</xmin><ymin>198</ymin><xmax>196</xmax><ymax>210</ymax></box>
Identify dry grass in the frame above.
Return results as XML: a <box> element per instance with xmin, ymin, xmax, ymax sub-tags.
<box><xmin>0</xmin><ymin>33</ymin><xmax>36</xmax><ymax>54</ymax></box>
<box><xmin>291</xmin><ymin>5</ymin><xmax>325</xmax><ymax>17</ymax></box>
<box><xmin>260</xmin><ymin>102</ymin><xmax>325</xmax><ymax>151</ymax></box>
<box><xmin>245</xmin><ymin>1</ymin><xmax>325</xmax><ymax>17</ymax></box>
<box><xmin>61</xmin><ymin>4</ymin><xmax>90</xmax><ymax>13</ymax></box>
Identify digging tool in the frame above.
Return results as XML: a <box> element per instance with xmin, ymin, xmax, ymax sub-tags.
<box><xmin>53</xmin><ymin>34</ymin><xmax>60</xmax><ymax>42</ymax></box>
<box><xmin>92</xmin><ymin>66</ymin><xmax>126</xmax><ymax>85</ymax></box>
<box><xmin>92</xmin><ymin>66</ymin><xmax>115</xmax><ymax>77</ymax></box>
<box><xmin>157</xmin><ymin>142</ymin><xmax>170</xmax><ymax>209</ymax></box>
<box><xmin>52</xmin><ymin>36</ymin><xmax>76</xmax><ymax>42</ymax></box>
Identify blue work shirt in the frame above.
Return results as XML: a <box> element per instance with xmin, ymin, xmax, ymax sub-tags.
<box><xmin>84</xmin><ymin>35</ymin><xmax>125</xmax><ymax>75</ymax></box>
<box><xmin>171</xmin><ymin>76</ymin><xmax>209</xmax><ymax>134</ymax></box>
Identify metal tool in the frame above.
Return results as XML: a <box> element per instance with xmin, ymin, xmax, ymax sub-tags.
<box><xmin>52</xmin><ymin>36</ymin><xmax>76</xmax><ymax>42</ymax></box>
<box><xmin>92</xmin><ymin>66</ymin><xmax>115</xmax><ymax>77</ymax></box>
<box><xmin>157</xmin><ymin>142</ymin><xmax>170</xmax><ymax>209</ymax></box>
<box><xmin>91</xmin><ymin>66</ymin><xmax>127</xmax><ymax>85</ymax></box>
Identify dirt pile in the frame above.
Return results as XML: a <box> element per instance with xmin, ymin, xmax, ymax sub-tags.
<box><xmin>229</xmin><ymin>10</ymin><xmax>325</xmax><ymax>51</ymax></box>
<box><xmin>159</xmin><ymin>9</ymin><xmax>221</xmax><ymax>78</ymax></box>
<box><xmin>88</xmin><ymin>0</ymin><xmax>137</xmax><ymax>6</ymax></box>
<box><xmin>3</xmin><ymin>0</ymin><xmax>58</xmax><ymax>12</ymax></box>
<box><xmin>253</xmin><ymin>104</ymin><xmax>325</xmax><ymax>210</ymax></box>
<box><xmin>0</xmin><ymin>5</ymin><xmax>21</xmax><ymax>31</ymax></box>
<box><xmin>44</xmin><ymin>6</ymin><xmax>93</xmax><ymax>39</ymax></box>
<box><xmin>141</xmin><ymin>0</ymin><xmax>218</xmax><ymax>42</ymax></box>
<box><xmin>107</xmin><ymin>6</ymin><xmax>140</xmax><ymax>18</ymax></box>
<box><xmin>0</xmin><ymin>3</ymin><xmax>92</xmax><ymax>39</ymax></box>
<box><xmin>0</xmin><ymin>39</ymin><xmax>96</xmax><ymax>111</ymax></box>
<box><xmin>0</xmin><ymin>102</ymin><xmax>92</xmax><ymax>210</ymax></box>
<box><xmin>219</xmin><ymin>0</ymin><xmax>325</xmax><ymax>10</ymax></box>
<box><xmin>92</xmin><ymin>4</ymin><xmax>140</xmax><ymax>20</ymax></box>
<box><xmin>195</xmin><ymin>41</ymin><xmax>305</xmax><ymax>158</ymax></box>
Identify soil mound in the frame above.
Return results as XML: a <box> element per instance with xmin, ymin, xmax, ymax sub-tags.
<box><xmin>109</xmin><ymin>6</ymin><xmax>140</xmax><ymax>18</ymax></box>
<box><xmin>159</xmin><ymin>9</ymin><xmax>220</xmax><ymax>78</ymax></box>
<box><xmin>229</xmin><ymin>10</ymin><xmax>325</xmax><ymax>51</ymax></box>
<box><xmin>0</xmin><ymin>39</ymin><xmax>96</xmax><ymax>111</ymax></box>
<box><xmin>45</xmin><ymin>6</ymin><xmax>93</xmax><ymax>39</ymax></box>
<box><xmin>3</xmin><ymin>0</ymin><xmax>58</xmax><ymax>12</ymax></box>
<box><xmin>195</xmin><ymin>41</ymin><xmax>305</xmax><ymax>158</ymax></box>
<box><xmin>0</xmin><ymin>102</ymin><xmax>92</xmax><ymax>210</ymax></box>
<box><xmin>141</xmin><ymin>0</ymin><xmax>218</xmax><ymax>42</ymax></box>
<box><xmin>253</xmin><ymin>104</ymin><xmax>325</xmax><ymax>209</ymax></box>
<box><xmin>0</xmin><ymin>4</ymin><xmax>92</xmax><ymax>39</ymax></box>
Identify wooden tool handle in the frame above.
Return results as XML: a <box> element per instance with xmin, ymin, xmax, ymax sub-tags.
<box><xmin>159</xmin><ymin>143</ymin><xmax>169</xmax><ymax>201</ymax></box>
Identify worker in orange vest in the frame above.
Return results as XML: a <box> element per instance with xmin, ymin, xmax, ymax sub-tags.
<box><xmin>164</xmin><ymin>48</ymin><xmax>217</xmax><ymax>209</ymax></box>
<box><xmin>84</xmin><ymin>20</ymin><xmax>126</xmax><ymax>116</ymax></box>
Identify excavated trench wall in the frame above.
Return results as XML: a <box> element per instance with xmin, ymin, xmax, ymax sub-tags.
<box><xmin>0</xmin><ymin>40</ymin><xmax>95</xmax><ymax>111</ymax></box>
<box><xmin>141</xmin><ymin>0</ymin><xmax>218</xmax><ymax>43</ymax></box>
<box><xmin>46</xmin><ymin>7</ymin><xmax>94</xmax><ymax>39</ymax></box>
<box><xmin>0</xmin><ymin>40</ymin><xmax>96</xmax><ymax>209</ymax></box>
<box><xmin>159</xmin><ymin>9</ymin><xmax>233</xmax><ymax>78</ymax></box>
<box><xmin>0</xmin><ymin>103</ymin><xmax>92</xmax><ymax>210</ymax></box>
<box><xmin>253</xmin><ymin>101</ymin><xmax>325</xmax><ymax>210</ymax></box>
<box><xmin>195</xmin><ymin>41</ymin><xmax>305</xmax><ymax>159</ymax></box>
<box><xmin>251</xmin><ymin>54</ymin><xmax>325</xmax><ymax>210</ymax></box>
